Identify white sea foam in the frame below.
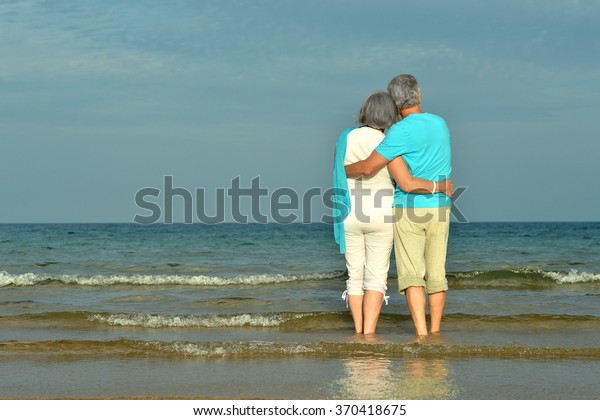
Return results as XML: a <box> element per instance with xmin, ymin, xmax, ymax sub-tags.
<box><xmin>89</xmin><ymin>312</ymin><xmax>310</xmax><ymax>328</ymax></box>
<box><xmin>0</xmin><ymin>272</ymin><xmax>40</xmax><ymax>287</ymax></box>
<box><xmin>451</xmin><ymin>271</ymin><xmax>483</xmax><ymax>279</ymax></box>
<box><xmin>0</xmin><ymin>270</ymin><xmax>343</xmax><ymax>287</ymax></box>
<box><xmin>148</xmin><ymin>341</ymin><xmax>319</xmax><ymax>357</ymax></box>
<box><xmin>543</xmin><ymin>269</ymin><xmax>600</xmax><ymax>284</ymax></box>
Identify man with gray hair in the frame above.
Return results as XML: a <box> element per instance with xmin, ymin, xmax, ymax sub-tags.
<box><xmin>345</xmin><ymin>74</ymin><xmax>452</xmax><ymax>337</ymax></box>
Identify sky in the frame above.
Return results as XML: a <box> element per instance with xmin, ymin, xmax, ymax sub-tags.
<box><xmin>1</xmin><ymin>0</ymin><xmax>599</xmax><ymax>223</ymax></box>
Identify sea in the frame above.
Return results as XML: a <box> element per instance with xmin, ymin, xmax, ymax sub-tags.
<box><xmin>1</xmin><ymin>222</ymin><xmax>599</xmax><ymax>400</ymax></box>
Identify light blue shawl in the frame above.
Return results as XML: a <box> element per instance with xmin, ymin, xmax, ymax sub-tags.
<box><xmin>332</xmin><ymin>127</ymin><xmax>356</xmax><ymax>254</ymax></box>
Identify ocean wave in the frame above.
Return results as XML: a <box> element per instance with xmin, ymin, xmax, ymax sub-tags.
<box><xmin>541</xmin><ymin>269</ymin><xmax>600</xmax><ymax>284</ymax></box>
<box><xmin>2</xmin><ymin>339</ymin><xmax>600</xmax><ymax>360</ymax></box>
<box><xmin>2</xmin><ymin>268</ymin><xmax>599</xmax><ymax>289</ymax></box>
<box><xmin>0</xmin><ymin>270</ymin><xmax>344</xmax><ymax>287</ymax></box>
<box><xmin>88</xmin><ymin>312</ymin><xmax>315</xmax><ymax>328</ymax></box>
<box><xmin>447</xmin><ymin>268</ymin><xmax>600</xmax><ymax>289</ymax></box>
<box><xmin>154</xmin><ymin>341</ymin><xmax>317</xmax><ymax>358</ymax></box>
<box><xmin>4</xmin><ymin>311</ymin><xmax>599</xmax><ymax>333</ymax></box>
<box><xmin>138</xmin><ymin>340</ymin><xmax>600</xmax><ymax>360</ymax></box>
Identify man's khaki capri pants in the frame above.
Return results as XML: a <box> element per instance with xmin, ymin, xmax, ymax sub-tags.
<box><xmin>393</xmin><ymin>206</ymin><xmax>451</xmax><ymax>295</ymax></box>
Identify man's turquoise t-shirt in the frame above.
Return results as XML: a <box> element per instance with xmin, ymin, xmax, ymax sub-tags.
<box><xmin>375</xmin><ymin>113</ymin><xmax>452</xmax><ymax>209</ymax></box>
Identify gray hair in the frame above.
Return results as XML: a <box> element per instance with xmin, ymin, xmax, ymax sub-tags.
<box><xmin>356</xmin><ymin>91</ymin><xmax>398</xmax><ymax>130</ymax></box>
<box><xmin>387</xmin><ymin>74</ymin><xmax>420</xmax><ymax>111</ymax></box>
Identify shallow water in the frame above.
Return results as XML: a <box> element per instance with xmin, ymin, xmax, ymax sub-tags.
<box><xmin>1</xmin><ymin>223</ymin><xmax>599</xmax><ymax>399</ymax></box>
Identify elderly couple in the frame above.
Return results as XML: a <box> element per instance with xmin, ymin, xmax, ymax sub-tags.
<box><xmin>333</xmin><ymin>74</ymin><xmax>453</xmax><ymax>337</ymax></box>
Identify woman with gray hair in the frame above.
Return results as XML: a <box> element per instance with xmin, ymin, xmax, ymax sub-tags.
<box><xmin>333</xmin><ymin>91</ymin><xmax>452</xmax><ymax>335</ymax></box>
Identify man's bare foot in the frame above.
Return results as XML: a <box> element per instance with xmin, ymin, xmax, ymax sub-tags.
<box><xmin>363</xmin><ymin>333</ymin><xmax>382</xmax><ymax>343</ymax></box>
<box><xmin>412</xmin><ymin>332</ymin><xmax>446</xmax><ymax>345</ymax></box>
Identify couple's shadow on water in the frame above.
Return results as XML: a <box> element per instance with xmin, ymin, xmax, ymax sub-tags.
<box><xmin>332</xmin><ymin>332</ymin><xmax>457</xmax><ymax>399</ymax></box>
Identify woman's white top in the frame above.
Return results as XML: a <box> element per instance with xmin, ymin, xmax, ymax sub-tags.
<box><xmin>344</xmin><ymin>126</ymin><xmax>394</xmax><ymax>216</ymax></box>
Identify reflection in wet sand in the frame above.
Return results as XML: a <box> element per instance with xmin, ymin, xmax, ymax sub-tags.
<box><xmin>330</xmin><ymin>334</ymin><xmax>459</xmax><ymax>399</ymax></box>
<box><xmin>401</xmin><ymin>358</ymin><xmax>458</xmax><ymax>399</ymax></box>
